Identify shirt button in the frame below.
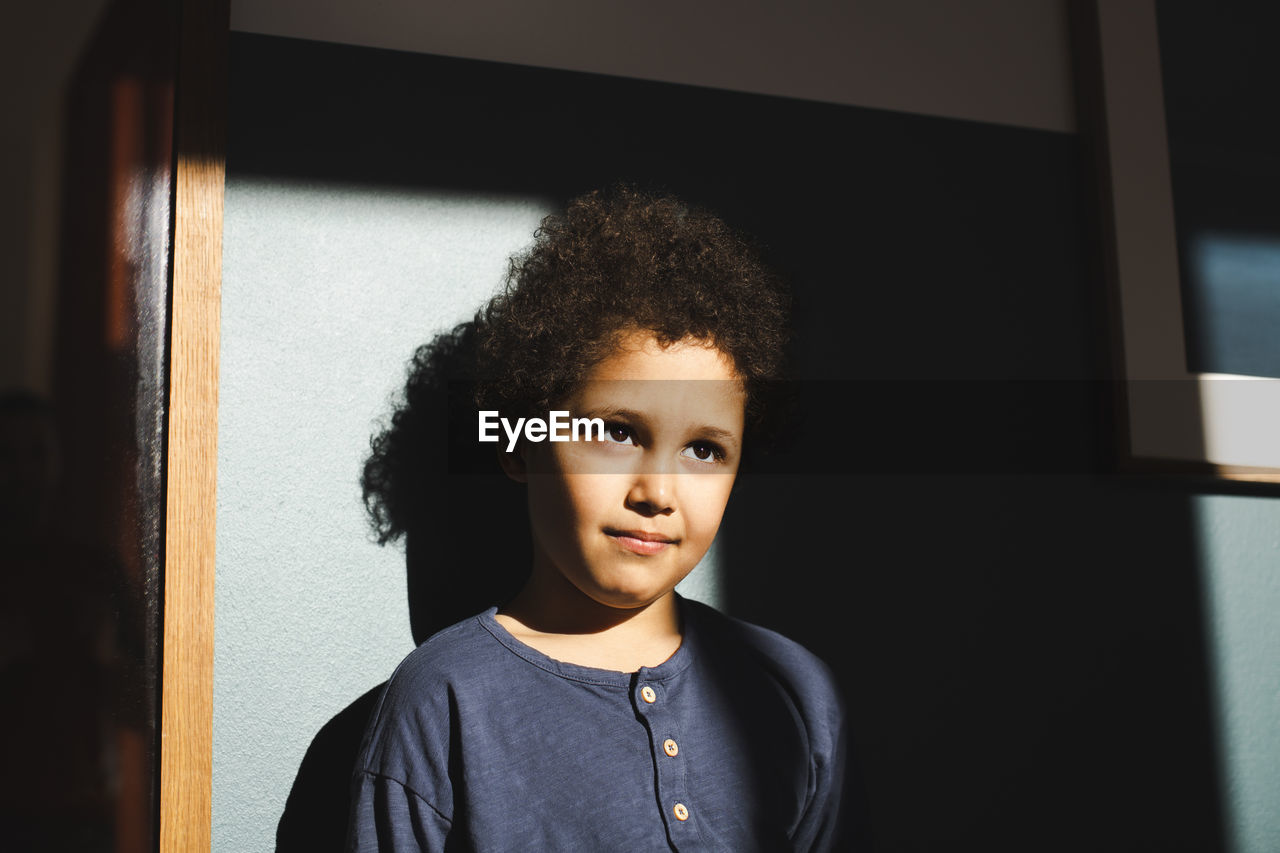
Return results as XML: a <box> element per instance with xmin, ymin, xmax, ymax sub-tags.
<box><xmin>640</xmin><ymin>685</ymin><xmax>656</xmax><ymax>704</ymax></box>
<box><xmin>663</xmin><ymin>738</ymin><xmax>679</xmax><ymax>757</ymax></box>
<box><xmin>673</xmin><ymin>803</ymin><xmax>690</xmax><ymax>822</ymax></box>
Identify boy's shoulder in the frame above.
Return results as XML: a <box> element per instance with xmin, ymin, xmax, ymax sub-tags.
<box><xmin>379</xmin><ymin>609</ymin><xmax>503</xmax><ymax>695</ymax></box>
<box><xmin>357</xmin><ymin>610</ymin><xmax>507</xmax><ymax>775</ymax></box>
<box><xmin>683</xmin><ymin>597</ymin><xmax>841</xmax><ymax>705</ymax></box>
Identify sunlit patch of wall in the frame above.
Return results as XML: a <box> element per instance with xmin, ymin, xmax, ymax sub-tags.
<box><xmin>215</xmin><ymin>180</ymin><xmax>563</xmax><ymax>850</ymax></box>
<box><xmin>1193</xmin><ymin>495</ymin><xmax>1280</xmax><ymax>853</ymax></box>
<box><xmin>676</xmin><ymin>538</ymin><xmax>723</xmax><ymax>609</ymax></box>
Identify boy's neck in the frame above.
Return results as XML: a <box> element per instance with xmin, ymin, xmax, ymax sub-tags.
<box><xmin>494</xmin><ymin>570</ymin><xmax>683</xmax><ymax>673</ymax></box>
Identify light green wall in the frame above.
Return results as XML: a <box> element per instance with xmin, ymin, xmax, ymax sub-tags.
<box><xmin>214</xmin><ymin>180</ymin><xmax>550</xmax><ymax>850</ymax></box>
<box><xmin>1194</xmin><ymin>495</ymin><xmax>1280</xmax><ymax>853</ymax></box>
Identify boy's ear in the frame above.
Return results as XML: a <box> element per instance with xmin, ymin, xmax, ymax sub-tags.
<box><xmin>497</xmin><ymin>443</ymin><xmax>527</xmax><ymax>483</ymax></box>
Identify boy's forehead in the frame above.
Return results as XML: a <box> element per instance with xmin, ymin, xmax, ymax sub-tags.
<box><xmin>574</xmin><ymin>379</ymin><xmax>745</xmax><ymax>412</ymax></box>
<box><xmin>561</xmin><ymin>331</ymin><xmax>746</xmax><ymax>432</ymax></box>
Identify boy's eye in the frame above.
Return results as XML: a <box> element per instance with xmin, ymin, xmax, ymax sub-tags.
<box><xmin>603</xmin><ymin>423</ymin><xmax>635</xmax><ymax>445</ymax></box>
<box><xmin>680</xmin><ymin>442</ymin><xmax>724</xmax><ymax>464</ymax></box>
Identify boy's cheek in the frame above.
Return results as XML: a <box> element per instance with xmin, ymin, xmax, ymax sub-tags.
<box><xmin>556</xmin><ymin>440</ymin><xmax>638</xmax><ymax>475</ymax></box>
<box><xmin>526</xmin><ymin>470</ymin><xmax>614</xmax><ymax>523</ymax></box>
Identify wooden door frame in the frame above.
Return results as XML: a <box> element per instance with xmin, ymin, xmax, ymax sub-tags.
<box><xmin>160</xmin><ymin>0</ymin><xmax>227</xmax><ymax>848</ymax></box>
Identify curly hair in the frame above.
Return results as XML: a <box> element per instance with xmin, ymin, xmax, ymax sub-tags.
<box><xmin>362</xmin><ymin>185</ymin><xmax>791</xmax><ymax>548</ymax></box>
<box><xmin>362</xmin><ymin>322</ymin><xmax>482</xmax><ymax>546</ymax></box>
<box><xmin>475</xmin><ymin>185</ymin><xmax>790</xmax><ymax>427</ymax></box>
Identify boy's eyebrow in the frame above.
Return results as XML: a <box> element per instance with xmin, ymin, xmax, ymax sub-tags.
<box><xmin>692</xmin><ymin>425</ymin><xmax>741</xmax><ymax>446</ymax></box>
<box><xmin>575</xmin><ymin>406</ymin><xmax>650</xmax><ymax>426</ymax></box>
<box><xmin>576</xmin><ymin>406</ymin><xmax>741</xmax><ymax>447</ymax></box>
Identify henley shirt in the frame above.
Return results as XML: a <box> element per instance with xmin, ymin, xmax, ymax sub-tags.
<box><xmin>347</xmin><ymin>595</ymin><xmax>846</xmax><ymax>851</ymax></box>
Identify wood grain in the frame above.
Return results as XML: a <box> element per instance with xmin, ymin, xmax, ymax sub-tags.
<box><xmin>1119</xmin><ymin>456</ymin><xmax>1280</xmax><ymax>486</ymax></box>
<box><xmin>160</xmin><ymin>0</ymin><xmax>227</xmax><ymax>849</ymax></box>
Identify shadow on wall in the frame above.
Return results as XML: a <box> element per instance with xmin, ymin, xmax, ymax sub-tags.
<box><xmin>244</xmin><ymin>33</ymin><xmax>1229</xmax><ymax>853</ymax></box>
<box><xmin>276</xmin><ymin>322</ymin><xmax>531</xmax><ymax>851</ymax></box>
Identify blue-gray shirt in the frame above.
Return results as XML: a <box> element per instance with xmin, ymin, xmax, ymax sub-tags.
<box><xmin>347</xmin><ymin>596</ymin><xmax>846</xmax><ymax>851</ymax></box>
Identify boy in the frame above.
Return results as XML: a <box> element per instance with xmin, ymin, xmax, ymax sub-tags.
<box><xmin>349</xmin><ymin>187</ymin><xmax>846</xmax><ymax>851</ymax></box>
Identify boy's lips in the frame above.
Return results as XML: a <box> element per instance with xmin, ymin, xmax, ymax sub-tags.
<box><xmin>604</xmin><ymin>527</ymin><xmax>677</xmax><ymax>555</ymax></box>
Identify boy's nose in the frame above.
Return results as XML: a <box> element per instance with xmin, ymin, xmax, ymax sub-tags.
<box><xmin>625</xmin><ymin>466</ymin><xmax>675</xmax><ymax>517</ymax></box>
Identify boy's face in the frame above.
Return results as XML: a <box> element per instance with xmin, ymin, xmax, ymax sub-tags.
<box><xmin>515</xmin><ymin>331</ymin><xmax>745</xmax><ymax>611</ymax></box>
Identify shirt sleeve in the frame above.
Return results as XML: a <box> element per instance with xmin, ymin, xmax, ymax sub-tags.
<box><xmin>789</xmin><ymin>694</ymin><xmax>848</xmax><ymax>853</ymax></box>
<box><xmin>347</xmin><ymin>770</ymin><xmax>453</xmax><ymax>852</ymax></box>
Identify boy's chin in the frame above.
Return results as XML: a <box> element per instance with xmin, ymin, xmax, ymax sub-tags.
<box><xmin>580</xmin><ymin>584</ymin><xmax>677</xmax><ymax>612</ymax></box>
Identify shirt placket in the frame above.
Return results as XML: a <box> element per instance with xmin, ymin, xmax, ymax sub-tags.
<box><xmin>633</xmin><ymin>678</ymin><xmax>702</xmax><ymax>851</ymax></box>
